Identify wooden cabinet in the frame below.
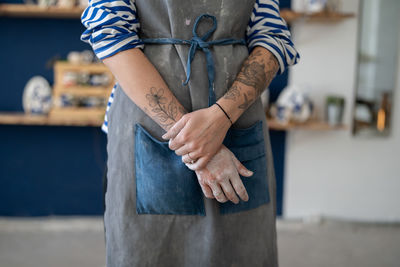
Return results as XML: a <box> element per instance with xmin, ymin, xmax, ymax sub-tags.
<box><xmin>49</xmin><ymin>61</ymin><xmax>115</xmax><ymax>122</ymax></box>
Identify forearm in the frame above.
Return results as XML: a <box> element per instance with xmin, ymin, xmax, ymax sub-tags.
<box><xmin>102</xmin><ymin>48</ymin><xmax>187</xmax><ymax>131</ymax></box>
<box><xmin>216</xmin><ymin>46</ymin><xmax>279</xmax><ymax>123</ymax></box>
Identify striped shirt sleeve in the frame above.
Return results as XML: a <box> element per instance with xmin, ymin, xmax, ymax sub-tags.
<box><xmin>246</xmin><ymin>0</ymin><xmax>300</xmax><ymax>74</ymax></box>
<box><xmin>80</xmin><ymin>0</ymin><xmax>144</xmax><ymax>60</ymax></box>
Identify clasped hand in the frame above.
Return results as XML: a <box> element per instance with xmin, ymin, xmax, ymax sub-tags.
<box><xmin>162</xmin><ymin>104</ymin><xmax>254</xmax><ymax>204</ymax></box>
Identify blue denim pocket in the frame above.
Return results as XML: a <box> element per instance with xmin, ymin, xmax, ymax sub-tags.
<box><xmin>134</xmin><ymin>123</ymin><xmax>205</xmax><ymax>215</ymax></box>
<box><xmin>219</xmin><ymin>120</ymin><xmax>270</xmax><ymax>214</ymax></box>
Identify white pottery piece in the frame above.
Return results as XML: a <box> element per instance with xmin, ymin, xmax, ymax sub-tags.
<box><xmin>22</xmin><ymin>76</ymin><xmax>52</xmax><ymax>115</ymax></box>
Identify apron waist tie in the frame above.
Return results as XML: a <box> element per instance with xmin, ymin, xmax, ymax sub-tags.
<box><xmin>141</xmin><ymin>13</ymin><xmax>247</xmax><ymax>107</ymax></box>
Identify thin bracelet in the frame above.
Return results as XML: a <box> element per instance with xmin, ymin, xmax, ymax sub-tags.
<box><xmin>215</xmin><ymin>102</ymin><xmax>233</xmax><ymax>125</ymax></box>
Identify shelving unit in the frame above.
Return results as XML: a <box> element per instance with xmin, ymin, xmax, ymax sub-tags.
<box><xmin>49</xmin><ymin>61</ymin><xmax>115</xmax><ymax>121</ymax></box>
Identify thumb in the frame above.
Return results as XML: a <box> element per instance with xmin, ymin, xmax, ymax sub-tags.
<box><xmin>162</xmin><ymin>115</ymin><xmax>188</xmax><ymax>140</ymax></box>
<box><xmin>231</xmin><ymin>153</ymin><xmax>253</xmax><ymax>177</ymax></box>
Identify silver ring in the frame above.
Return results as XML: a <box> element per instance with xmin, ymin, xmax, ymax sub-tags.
<box><xmin>187</xmin><ymin>152</ymin><xmax>196</xmax><ymax>164</ymax></box>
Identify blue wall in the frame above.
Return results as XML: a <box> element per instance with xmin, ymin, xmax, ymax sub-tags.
<box><xmin>0</xmin><ymin>0</ymin><xmax>290</xmax><ymax>216</ymax></box>
<box><xmin>0</xmin><ymin>0</ymin><xmax>106</xmax><ymax>216</ymax></box>
<box><xmin>0</xmin><ymin>126</ymin><xmax>106</xmax><ymax>216</ymax></box>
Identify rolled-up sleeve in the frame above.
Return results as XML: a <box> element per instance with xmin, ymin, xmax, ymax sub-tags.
<box><xmin>246</xmin><ymin>0</ymin><xmax>300</xmax><ymax>74</ymax></box>
<box><xmin>80</xmin><ymin>0</ymin><xmax>143</xmax><ymax>60</ymax></box>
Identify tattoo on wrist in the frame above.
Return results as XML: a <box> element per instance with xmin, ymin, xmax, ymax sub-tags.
<box><xmin>238</xmin><ymin>91</ymin><xmax>255</xmax><ymax>110</ymax></box>
<box><xmin>223</xmin><ymin>84</ymin><xmax>241</xmax><ymax>101</ymax></box>
<box><xmin>146</xmin><ymin>87</ymin><xmax>182</xmax><ymax>128</ymax></box>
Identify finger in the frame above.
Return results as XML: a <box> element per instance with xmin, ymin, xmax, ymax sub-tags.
<box><xmin>219</xmin><ymin>180</ymin><xmax>239</xmax><ymax>204</ymax></box>
<box><xmin>184</xmin><ymin>156</ymin><xmax>209</xmax><ymax>171</ymax></box>
<box><xmin>208</xmin><ymin>181</ymin><xmax>228</xmax><ymax>203</ymax></box>
<box><xmin>162</xmin><ymin>116</ymin><xmax>188</xmax><ymax>140</ymax></box>
<box><xmin>230</xmin><ymin>176</ymin><xmax>249</xmax><ymax>202</ymax></box>
<box><xmin>181</xmin><ymin>154</ymin><xmax>195</xmax><ymax>164</ymax></box>
<box><xmin>175</xmin><ymin>144</ymin><xmax>191</xmax><ymax>156</ymax></box>
<box><xmin>231</xmin><ymin>154</ymin><xmax>253</xmax><ymax>177</ymax></box>
<box><xmin>169</xmin><ymin>137</ymin><xmax>184</xmax><ymax>151</ymax></box>
<box><xmin>199</xmin><ymin>181</ymin><xmax>214</xmax><ymax>199</ymax></box>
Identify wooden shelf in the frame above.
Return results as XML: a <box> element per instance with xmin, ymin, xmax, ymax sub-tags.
<box><xmin>280</xmin><ymin>9</ymin><xmax>355</xmax><ymax>23</ymax></box>
<box><xmin>53</xmin><ymin>86</ymin><xmax>111</xmax><ymax>97</ymax></box>
<box><xmin>0</xmin><ymin>112</ymin><xmax>103</xmax><ymax>127</ymax></box>
<box><xmin>0</xmin><ymin>4</ymin><xmax>85</xmax><ymax>19</ymax></box>
<box><xmin>0</xmin><ymin>4</ymin><xmax>354</xmax><ymax>23</ymax></box>
<box><xmin>0</xmin><ymin>112</ymin><xmax>347</xmax><ymax>131</ymax></box>
<box><xmin>49</xmin><ymin>106</ymin><xmax>106</xmax><ymax>119</ymax></box>
<box><xmin>267</xmin><ymin>118</ymin><xmax>346</xmax><ymax>131</ymax></box>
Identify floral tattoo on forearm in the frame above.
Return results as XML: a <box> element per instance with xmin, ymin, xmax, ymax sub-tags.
<box><xmin>146</xmin><ymin>87</ymin><xmax>186</xmax><ymax>128</ymax></box>
<box><xmin>223</xmin><ymin>48</ymin><xmax>279</xmax><ymax>109</ymax></box>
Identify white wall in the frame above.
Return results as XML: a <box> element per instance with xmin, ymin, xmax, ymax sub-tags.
<box><xmin>284</xmin><ymin>0</ymin><xmax>400</xmax><ymax>222</ymax></box>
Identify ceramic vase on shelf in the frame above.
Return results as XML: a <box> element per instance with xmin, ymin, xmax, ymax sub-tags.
<box><xmin>22</xmin><ymin>76</ymin><xmax>53</xmax><ymax>115</ymax></box>
<box><xmin>271</xmin><ymin>84</ymin><xmax>314</xmax><ymax>124</ymax></box>
<box><xmin>325</xmin><ymin>95</ymin><xmax>345</xmax><ymax>126</ymax></box>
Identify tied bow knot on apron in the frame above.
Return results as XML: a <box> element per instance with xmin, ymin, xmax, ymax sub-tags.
<box><xmin>141</xmin><ymin>13</ymin><xmax>246</xmax><ymax>107</ymax></box>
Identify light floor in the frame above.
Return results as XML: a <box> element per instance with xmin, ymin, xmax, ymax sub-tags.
<box><xmin>0</xmin><ymin>217</ymin><xmax>399</xmax><ymax>267</ymax></box>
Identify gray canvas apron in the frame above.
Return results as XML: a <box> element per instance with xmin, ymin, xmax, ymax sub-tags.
<box><xmin>105</xmin><ymin>0</ymin><xmax>279</xmax><ymax>266</ymax></box>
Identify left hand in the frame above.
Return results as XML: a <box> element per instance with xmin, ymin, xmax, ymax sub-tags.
<box><xmin>162</xmin><ymin>103</ymin><xmax>232</xmax><ymax>170</ymax></box>
<box><xmin>191</xmin><ymin>144</ymin><xmax>254</xmax><ymax>204</ymax></box>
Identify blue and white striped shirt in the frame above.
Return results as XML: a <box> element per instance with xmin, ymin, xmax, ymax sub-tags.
<box><xmin>80</xmin><ymin>0</ymin><xmax>300</xmax><ymax>134</ymax></box>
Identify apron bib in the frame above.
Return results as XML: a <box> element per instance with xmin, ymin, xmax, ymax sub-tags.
<box><xmin>131</xmin><ymin>0</ymin><xmax>270</xmax><ymax>216</ymax></box>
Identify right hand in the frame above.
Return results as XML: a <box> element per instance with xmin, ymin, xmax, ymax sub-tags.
<box><xmin>163</xmin><ymin>104</ymin><xmax>232</xmax><ymax>171</ymax></box>
<box><xmin>188</xmin><ymin>144</ymin><xmax>254</xmax><ymax>204</ymax></box>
